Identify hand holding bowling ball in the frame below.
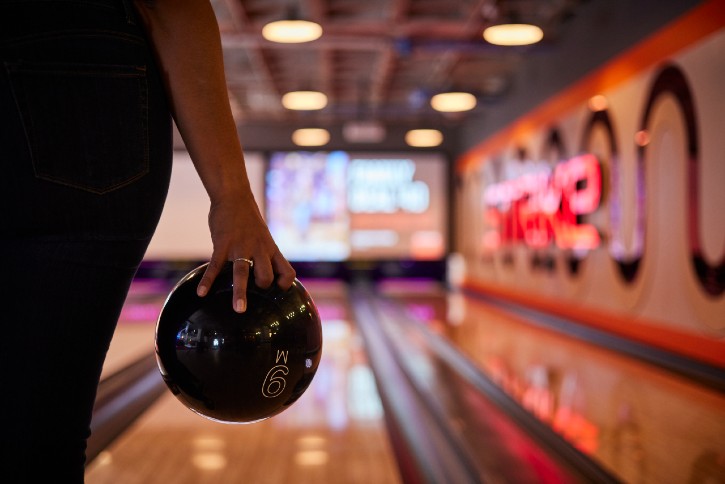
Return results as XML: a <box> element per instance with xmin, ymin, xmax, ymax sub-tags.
<box><xmin>155</xmin><ymin>262</ymin><xmax>322</xmax><ymax>423</ymax></box>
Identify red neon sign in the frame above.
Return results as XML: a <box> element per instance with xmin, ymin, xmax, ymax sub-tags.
<box><xmin>483</xmin><ymin>154</ymin><xmax>602</xmax><ymax>251</ymax></box>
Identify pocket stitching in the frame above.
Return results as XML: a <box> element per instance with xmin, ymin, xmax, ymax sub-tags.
<box><xmin>5</xmin><ymin>61</ymin><xmax>150</xmax><ymax>195</ymax></box>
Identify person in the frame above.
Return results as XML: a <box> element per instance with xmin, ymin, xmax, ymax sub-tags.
<box><xmin>0</xmin><ymin>0</ymin><xmax>296</xmax><ymax>481</ymax></box>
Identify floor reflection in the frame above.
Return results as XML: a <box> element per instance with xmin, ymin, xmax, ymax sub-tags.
<box><xmin>86</xmin><ymin>280</ymin><xmax>400</xmax><ymax>484</ymax></box>
<box><xmin>381</xmin><ymin>282</ymin><xmax>725</xmax><ymax>484</ymax></box>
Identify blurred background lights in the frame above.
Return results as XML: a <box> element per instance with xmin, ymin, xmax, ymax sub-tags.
<box><xmin>282</xmin><ymin>91</ymin><xmax>328</xmax><ymax>110</ymax></box>
<box><xmin>262</xmin><ymin>19</ymin><xmax>322</xmax><ymax>43</ymax></box>
<box><xmin>635</xmin><ymin>129</ymin><xmax>651</xmax><ymax>147</ymax></box>
<box><xmin>294</xmin><ymin>450</ymin><xmax>329</xmax><ymax>466</ymax></box>
<box><xmin>292</xmin><ymin>128</ymin><xmax>330</xmax><ymax>147</ymax></box>
<box><xmin>192</xmin><ymin>453</ymin><xmax>227</xmax><ymax>471</ymax></box>
<box><xmin>588</xmin><ymin>94</ymin><xmax>609</xmax><ymax>111</ymax></box>
<box><xmin>483</xmin><ymin>23</ymin><xmax>544</xmax><ymax>46</ymax></box>
<box><xmin>405</xmin><ymin>129</ymin><xmax>443</xmax><ymax>147</ymax></box>
<box><xmin>430</xmin><ymin>92</ymin><xmax>477</xmax><ymax>112</ymax></box>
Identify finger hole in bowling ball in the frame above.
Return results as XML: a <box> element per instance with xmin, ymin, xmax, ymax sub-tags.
<box><xmin>155</xmin><ymin>262</ymin><xmax>323</xmax><ymax>423</ymax></box>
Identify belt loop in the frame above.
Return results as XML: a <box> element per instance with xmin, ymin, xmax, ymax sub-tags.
<box><xmin>120</xmin><ymin>0</ymin><xmax>137</xmax><ymax>25</ymax></box>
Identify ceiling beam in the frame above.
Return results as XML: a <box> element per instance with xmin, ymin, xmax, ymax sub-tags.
<box><xmin>221</xmin><ymin>33</ymin><xmax>389</xmax><ymax>52</ymax></box>
<box><xmin>306</xmin><ymin>0</ymin><xmax>327</xmax><ymax>24</ymax></box>
<box><xmin>222</xmin><ymin>0</ymin><xmax>285</xmax><ymax>117</ymax></box>
<box><xmin>422</xmin><ymin>0</ymin><xmax>490</xmax><ymax>89</ymax></box>
<box><xmin>320</xmin><ymin>48</ymin><xmax>335</xmax><ymax>103</ymax></box>
<box><xmin>367</xmin><ymin>0</ymin><xmax>410</xmax><ymax>112</ymax></box>
<box><xmin>369</xmin><ymin>46</ymin><xmax>397</xmax><ymax>111</ymax></box>
<box><xmin>222</xmin><ymin>0</ymin><xmax>250</xmax><ymax>28</ymax></box>
<box><xmin>392</xmin><ymin>0</ymin><xmax>411</xmax><ymax>22</ymax></box>
<box><xmin>220</xmin><ymin>17</ymin><xmax>491</xmax><ymax>41</ymax></box>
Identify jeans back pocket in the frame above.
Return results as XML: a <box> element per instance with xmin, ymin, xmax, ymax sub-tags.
<box><xmin>5</xmin><ymin>61</ymin><xmax>149</xmax><ymax>194</ymax></box>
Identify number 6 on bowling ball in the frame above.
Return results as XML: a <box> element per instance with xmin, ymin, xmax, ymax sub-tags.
<box><xmin>155</xmin><ymin>262</ymin><xmax>323</xmax><ymax>423</ymax></box>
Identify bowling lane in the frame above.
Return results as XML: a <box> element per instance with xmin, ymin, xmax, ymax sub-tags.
<box><xmin>101</xmin><ymin>277</ymin><xmax>171</xmax><ymax>379</ymax></box>
<box><xmin>86</xmin><ymin>279</ymin><xmax>401</xmax><ymax>484</ymax></box>
<box><xmin>376</xmin><ymin>279</ymin><xmax>725</xmax><ymax>484</ymax></box>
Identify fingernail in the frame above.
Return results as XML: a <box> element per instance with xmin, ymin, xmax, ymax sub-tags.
<box><xmin>197</xmin><ymin>285</ymin><xmax>207</xmax><ymax>297</ymax></box>
<box><xmin>236</xmin><ymin>299</ymin><xmax>246</xmax><ymax>313</ymax></box>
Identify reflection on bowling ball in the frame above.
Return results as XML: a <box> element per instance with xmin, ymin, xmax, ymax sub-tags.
<box><xmin>155</xmin><ymin>262</ymin><xmax>323</xmax><ymax>423</ymax></box>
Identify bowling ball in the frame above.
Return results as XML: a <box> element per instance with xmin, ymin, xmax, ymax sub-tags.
<box><xmin>155</xmin><ymin>262</ymin><xmax>322</xmax><ymax>423</ymax></box>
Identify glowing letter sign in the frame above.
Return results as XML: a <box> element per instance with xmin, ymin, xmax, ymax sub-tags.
<box><xmin>483</xmin><ymin>154</ymin><xmax>602</xmax><ymax>251</ymax></box>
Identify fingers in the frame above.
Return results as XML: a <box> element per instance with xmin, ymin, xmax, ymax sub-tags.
<box><xmin>247</xmin><ymin>248</ymin><xmax>294</xmax><ymax>290</ymax></box>
<box><xmin>231</xmin><ymin>257</ymin><xmax>252</xmax><ymax>313</ymax></box>
<box><xmin>197</xmin><ymin>257</ymin><xmax>223</xmax><ymax>297</ymax></box>
<box><xmin>197</xmin><ymin>238</ymin><xmax>293</xmax><ymax>314</ymax></box>
<box><xmin>252</xmin><ymin>258</ymin><xmax>275</xmax><ymax>289</ymax></box>
<box><xmin>198</xmin><ymin>256</ymin><xmax>254</xmax><ymax>313</ymax></box>
<box><xmin>273</xmin><ymin>252</ymin><xmax>296</xmax><ymax>290</ymax></box>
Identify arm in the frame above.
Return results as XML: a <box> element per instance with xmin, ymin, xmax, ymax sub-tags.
<box><xmin>133</xmin><ymin>0</ymin><xmax>295</xmax><ymax>312</ymax></box>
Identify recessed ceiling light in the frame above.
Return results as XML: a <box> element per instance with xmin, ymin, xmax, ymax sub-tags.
<box><xmin>483</xmin><ymin>23</ymin><xmax>543</xmax><ymax>46</ymax></box>
<box><xmin>405</xmin><ymin>129</ymin><xmax>443</xmax><ymax>147</ymax></box>
<box><xmin>430</xmin><ymin>92</ymin><xmax>477</xmax><ymax>113</ymax></box>
<box><xmin>282</xmin><ymin>91</ymin><xmax>328</xmax><ymax>110</ymax></box>
<box><xmin>262</xmin><ymin>19</ymin><xmax>322</xmax><ymax>43</ymax></box>
<box><xmin>292</xmin><ymin>128</ymin><xmax>330</xmax><ymax>147</ymax></box>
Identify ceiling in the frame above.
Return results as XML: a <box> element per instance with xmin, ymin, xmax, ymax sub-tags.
<box><xmin>211</xmin><ymin>0</ymin><xmax>586</xmax><ymax>130</ymax></box>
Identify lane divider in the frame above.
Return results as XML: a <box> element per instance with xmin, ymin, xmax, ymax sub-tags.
<box><xmin>86</xmin><ymin>353</ymin><xmax>166</xmax><ymax>465</ymax></box>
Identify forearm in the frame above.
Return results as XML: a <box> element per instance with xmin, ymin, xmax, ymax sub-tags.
<box><xmin>132</xmin><ymin>0</ymin><xmax>295</xmax><ymax>303</ymax></box>
<box><xmin>133</xmin><ymin>0</ymin><xmax>252</xmax><ymax>205</ymax></box>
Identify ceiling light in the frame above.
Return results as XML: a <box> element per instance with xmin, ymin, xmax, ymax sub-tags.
<box><xmin>282</xmin><ymin>91</ymin><xmax>328</xmax><ymax>110</ymax></box>
<box><xmin>292</xmin><ymin>128</ymin><xmax>330</xmax><ymax>147</ymax></box>
<box><xmin>405</xmin><ymin>129</ymin><xmax>443</xmax><ymax>147</ymax></box>
<box><xmin>343</xmin><ymin>121</ymin><xmax>386</xmax><ymax>143</ymax></box>
<box><xmin>262</xmin><ymin>19</ymin><xmax>322</xmax><ymax>43</ymax></box>
<box><xmin>430</xmin><ymin>92</ymin><xmax>477</xmax><ymax>113</ymax></box>
<box><xmin>483</xmin><ymin>24</ymin><xmax>543</xmax><ymax>46</ymax></box>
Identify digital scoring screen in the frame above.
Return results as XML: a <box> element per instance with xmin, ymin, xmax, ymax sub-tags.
<box><xmin>266</xmin><ymin>151</ymin><xmax>447</xmax><ymax>261</ymax></box>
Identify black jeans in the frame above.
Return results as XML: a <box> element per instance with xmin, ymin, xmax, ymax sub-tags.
<box><xmin>0</xmin><ymin>0</ymin><xmax>172</xmax><ymax>481</ymax></box>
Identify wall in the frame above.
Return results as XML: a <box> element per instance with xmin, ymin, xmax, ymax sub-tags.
<box><xmin>458</xmin><ymin>0</ymin><xmax>703</xmax><ymax>156</ymax></box>
<box><xmin>453</xmin><ymin>0</ymin><xmax>725</xmax><ymax>365</ymax></box>
<box><xmin>144</xmin><ymin>150</ymin><xmax>266</xmax><ymax>260</ymax></box>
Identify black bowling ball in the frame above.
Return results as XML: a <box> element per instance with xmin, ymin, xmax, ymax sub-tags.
<box><xmin>155</xmin><ymin>262</ymin><xmax>322</xmax><ymax>423</ymax></box>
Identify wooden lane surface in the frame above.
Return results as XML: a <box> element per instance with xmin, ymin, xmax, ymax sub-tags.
<box><xmin>377</xmin><ymin>280</ymin><xmax>725</xmax><ymax>484</ymax></box>
<box><xmin>86</xmin><ymin>280</ymin><xmax>402</xmax><ymax>484</ymax></box>
<box><xmin>100</xmin><ymin>278</ymin><xmax>170</xmax><ymax>379</ymax></box>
